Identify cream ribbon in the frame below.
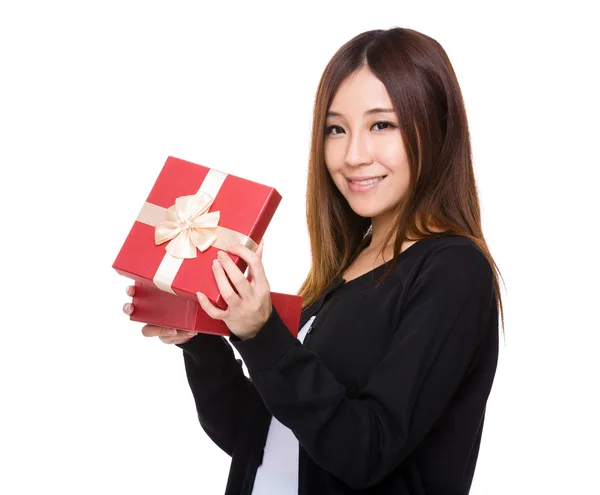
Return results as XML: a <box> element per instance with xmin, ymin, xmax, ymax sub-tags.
<box><xmin>135</xmin><ymin>168</ymin><xmax>258</xmax><ymax>294</ymax></box>
<box><xmin>154</xmin><ymin>191</ymin><xmax>220</xmax><ymax>259</ymax></box>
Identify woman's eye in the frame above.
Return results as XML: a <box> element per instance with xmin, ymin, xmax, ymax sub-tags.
<box><xmin>325</xmin><ymin>122</ymin><xmax>396</xmax><ymax>136</ymax></box>
<box><xmin>325</xmin><ymin>125</ymin><xmax>344</xmax><ymax>136</ymax></box>
<box><xmin>372</xmin><ymin>121</ymin><xmax>396</xmax><ymax>131</ymax></box>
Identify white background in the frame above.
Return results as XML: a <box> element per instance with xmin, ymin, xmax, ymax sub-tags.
<box><xmin>1</xmin><ymin>1</ymin><xmax>598</xmax><ymax>493</ymax></box>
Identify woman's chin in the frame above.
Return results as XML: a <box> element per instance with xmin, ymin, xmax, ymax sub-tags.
<box><xmin>349</xmin><ymin>207</ymin><xmax>380</xmax><ymax>219</ymax></box>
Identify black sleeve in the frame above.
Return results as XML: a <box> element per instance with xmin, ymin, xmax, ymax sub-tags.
<box><xmin>229</xmin><ymin>245</ymin><xmax>496</xmax><ymax>490</ymax></box>
<box><xmin>175</xmin><ymin>333</ymin><xmax>253</xmax><ymax>456</ymax></box>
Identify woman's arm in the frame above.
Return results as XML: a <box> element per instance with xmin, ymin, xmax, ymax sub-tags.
<box><xmin>229</xmin><ymin>245</ymin><xmax>497</xmax><ymax>490</ymax></box>
<box><xmin>176</xmin><ymin>333</ymin><xmax>253</xmax><ymax>456</ymax></box>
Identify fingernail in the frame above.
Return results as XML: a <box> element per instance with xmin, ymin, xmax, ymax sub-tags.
<box><xmin>166</xmin><ymin>328</ymin><xmax>177</xmax><ymax>335</ymax></box>
<box><xmin>217</xmin><ymin>251</ymin><xmax>226</xmax><ymax>258</ymax></box>
<box><xmin>196</xmin><ymin>292</ymin><xmax>204</xmax><ymax>301</ymax></box>
<box><xmin>187</xmin><ymin>332</ymin><xmax>196</xmax><ymax>337</ymax></box>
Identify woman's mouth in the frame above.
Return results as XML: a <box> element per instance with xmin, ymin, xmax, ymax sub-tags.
<box><xmin>347</xmin><ymin>175</ymin><xmax>386</xmax><ymax>192</ymax></box>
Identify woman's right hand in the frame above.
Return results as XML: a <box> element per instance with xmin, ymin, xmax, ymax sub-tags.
<box><xmin>123</xmin><ymin>285</ymin><xmax>197</xmax><ymax>345</ymax></box>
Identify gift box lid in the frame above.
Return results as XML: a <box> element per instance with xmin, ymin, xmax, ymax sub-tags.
<box><xmin>113</xmin><ymin>156</ymin><xmax>282</xmax><ymax>308</ymax></box>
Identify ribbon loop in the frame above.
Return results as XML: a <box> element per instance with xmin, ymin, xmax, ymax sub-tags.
<box><xmin>134</xmin><ymin>167</ymin><xmax>260</xmax><ymax>294</ymax></box>
<box><xmin>154</xmin><ymin>191</ymin><xmax>221</xmax><ymax>259</ymax></box>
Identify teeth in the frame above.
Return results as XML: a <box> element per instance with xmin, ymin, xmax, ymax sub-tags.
<box><xmin>349</xmin><ymin>176</ymin><xmax>385</xmax><ymax>185</ymax></box>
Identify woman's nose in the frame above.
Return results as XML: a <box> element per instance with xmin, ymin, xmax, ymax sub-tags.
<box><xmin>345</xmin><ymin>133</ymin><xmax>372</xmax><ymax>167</ymax></box>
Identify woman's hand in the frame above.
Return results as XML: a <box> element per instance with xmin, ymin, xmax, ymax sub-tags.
<box><xmin>197</xmin><ymin>240</ymin><xmax>271</xmax><ymax>341</ymax></box>
<box><xmin>122</xmin><ymin>285</ymin><xmax>197</xmax><ymax>345</ymax></box>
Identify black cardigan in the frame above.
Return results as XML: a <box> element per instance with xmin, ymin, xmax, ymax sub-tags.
<box><xmin>176</xmin><ymin>235</ymin><xmax>499</xmax><ymax>494</ymax></box>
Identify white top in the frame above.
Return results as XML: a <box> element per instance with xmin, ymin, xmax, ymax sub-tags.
<box><xmin>251</xmin><ymin>315</ymin><xmax>316</xmax><ymax>495</ymax></box>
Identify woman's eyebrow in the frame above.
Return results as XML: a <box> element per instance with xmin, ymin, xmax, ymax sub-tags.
<box><xmin>326</xmin><ymin>108</ymin><xmax>395</xmax><ymax>118</ymax></box>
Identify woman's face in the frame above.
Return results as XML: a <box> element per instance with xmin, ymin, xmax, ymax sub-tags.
<box><xmin>324</xmin><ymin>66</ymin><xmax>410</xmax><ymax>221</ymax></box>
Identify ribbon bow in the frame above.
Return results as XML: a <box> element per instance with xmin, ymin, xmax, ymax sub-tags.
<box><xmin>154</xmin><ymin>191</ymin><xmax>220</xmax><ymax>259</ymax></box>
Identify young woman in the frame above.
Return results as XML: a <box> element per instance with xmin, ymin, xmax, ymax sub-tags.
<box><xmin>123</xmin><ymin>27</ymin><xmax>503</xmax><ymax>495</ymax></box>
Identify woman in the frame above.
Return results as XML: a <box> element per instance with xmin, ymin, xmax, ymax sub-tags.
<box><xmin>123</xmin><ymin>27</ymin><xmax>503</xmax><ymax>495</ymax></box>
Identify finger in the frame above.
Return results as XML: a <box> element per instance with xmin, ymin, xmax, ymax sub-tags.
<box><xmin>256</xmin><ymin>239</ymin><xmax>264</xmax><ymax>260</ymax></box>
<box><xmin>227</xmin><ymin>244</ymin><xmax>268</xmax><ymax>287</ymax></box>
<box><xmin>159</xmin><ymin>330</ymin><xmax>197</xmax><ymax>344</ymax></box>
<box><xmin>123</xmin><ymin>303</ymin><xmax>134</xmax><ymax>315</ymax></box>
<box><xmin>211</xmin><ymin>258</ymin><xmax>243</xmax><ymax>305</ymax></box>
<box><xmin>196</xmin><ymin>291</ymin><xmax>228</xmax><ymax>320</ymax></box>
<box><xmin>216</xmin><ymin>251</ymin><xmax>252</xmax><ymax>299</ymax></box>
<box><xmin>160</xmin><ymin>337</ymin><xmax>191</xmax><ymax>345</ymax></box>
<box><xmin>141</xmin><ymin>325</ymin><xmax>180</xmax><ymax>338</ymax></box>
<box><xmin>244</xmin><ymin>258</ymin><xmax>254</xmax><ymax>283</ymax></box>
<box><xmin>126</xmin><ymin>285</ymin><xmax>135</xmax><ymax>297</ymax></box>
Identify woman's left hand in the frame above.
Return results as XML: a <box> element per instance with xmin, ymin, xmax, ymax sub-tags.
<box><xmin>197</xmin><ymin>240</ymin><xmax>272</xmax><ymax>340</ymax></box>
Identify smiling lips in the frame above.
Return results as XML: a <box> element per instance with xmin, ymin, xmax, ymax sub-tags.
<box><xmin>346</xmin><ymin>175</ymin><xmax>387</xmax><ymax>192</ymax></box>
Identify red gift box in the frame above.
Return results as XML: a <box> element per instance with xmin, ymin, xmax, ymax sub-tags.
<box><xmin>113</xmin><ymin>156</ymin><xmax>303</xmax><ymax>336</ymax></box>
<box><xmin>130</xmin><ymin>281</ymin><xmax>303</xmax><ymax>338</ymax></box>
<box><xmin>113</xmin><ymin>156</ymin><xmax>282</xmax><ymax>309</ymax></box>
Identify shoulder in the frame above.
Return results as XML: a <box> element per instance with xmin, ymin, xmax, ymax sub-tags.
<box><xmin>418</xmin><ymin>234</ymin><xmax>484</xmax><ymax>254</ymax></box>
<box><xmin>417</xmin><ymin>235</ymin><xmax>489</xmax><ymax>265</ymax></box>
<box><xmin>410</xmin><ymin>235</ymin><xmax>494</xmax><ymax>289</ymax></box>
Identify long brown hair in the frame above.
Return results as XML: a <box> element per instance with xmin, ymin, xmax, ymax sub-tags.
<box><xmin>297</xmin><ymin>27</ymin><xmax>505</xmax><ymax>330</ymax></box>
